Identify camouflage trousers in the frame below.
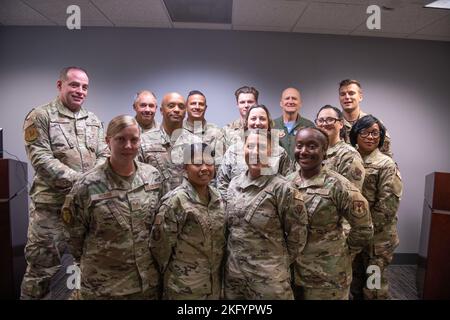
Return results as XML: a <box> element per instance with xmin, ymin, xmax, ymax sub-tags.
<box><xmin>21</xmin><ymin>201</ymin><xmax>68</xmax><ymax>299</ymax></box>
<box><xmin>224</xmin><ymin>276</ymin><xmax>294</xmax><ymax>300</ymax></box>
<box><xmin>350</xmin><ymin>247</ymin><xmax>394</xmax><ymax>300</ymax></box>
<box><xmin>294</xmin><ymin>286</ymin><xmax>350</xmax><ymax>300</ymax></box>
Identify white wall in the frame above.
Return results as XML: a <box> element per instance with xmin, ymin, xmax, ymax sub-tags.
<box><xmin>1</xmin><ymin>26</ymin><xmax>449</xmax><ymax>254</ymax></box>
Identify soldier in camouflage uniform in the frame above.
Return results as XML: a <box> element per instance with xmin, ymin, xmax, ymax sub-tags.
<box><xmin>181</xmin><ymin>90</ymin><xmax>226</xmax><ymax>173</ymax></box>
<box><xmin>349</xmin><ymin>115</ymin><xmax>403</xmax><ymax>300</ymax></box>
<box><xmin>62</xmin><ymin>115</ymin><xmax>162</xmax><ymax>299</ymax></box>
<box><xmin>133</xmin><ymin>90</ymin><xmax>160</xmax><ymax>133</ymax></box>
<box><xmin>224</xmin><ymin>130</ymin><xmax>308</xmax><ymax>300</ymax></box>
<box><xmin>139</xmin><ymin>92</ymin><xmax>186</xmax><ymax>194</ymax></box>
<box><xmin>150</xmin><ymin>143</ymin><xmax>225</xmax><ymax>299</ymax></box>
<box><xmin>273</xmin><ymin>87</ymin><xmax>315</xmax><ymax>161</ymax></box>
<box><xmin>21</xmin><ymin>66</ymin><xmax>109</xmax><ymax>299</ymax></box>
<box><xmin>217</xmin><ymin>105</ymin><xmax>294</xmax><ymax>196</ymax></box>
<box><xmin>288</xmin><ymin>127</ymin><xmax>373</xmax><ymax>300</ymax></box>
<box><xmin>338</xmin><ymin>79</ymin><xmax>393</xmax><ymax>158</ymax></box>
<box><xmin>315</xmin><ymin>105</ymin><xmax>365</xmax><ymax>190</ymax></box>
<box><xmin>222</xmin><ymin>86</ymin><xmax>258</xmax><ymax>150</ymax></box>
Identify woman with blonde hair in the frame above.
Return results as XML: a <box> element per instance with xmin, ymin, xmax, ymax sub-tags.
<box><xmin>62</xmin><ymin>115</ymin><xmax>163</xmax><ymax>299</ymax></box>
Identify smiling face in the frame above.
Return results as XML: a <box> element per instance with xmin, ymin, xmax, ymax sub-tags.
<box><xmin>187</xmin><ymin>94</ymin><xmax>207</xmax><ymax>122</ymax></box>
<box><xmin>247</xmin><ymin>107</ymin><xmax>269</xmax><ymax>130</ymax></box>
<box><xmin>294</xmin><ymin>128</ymin><xmax>327</xmax><ymax>177</ymax></box>
<box><xmin>244</xmin><ymin>132</ymin><xmax>271</xmax><ymax>172</ymax></box>
<box><xmin>106</xmin><ymin>124</ymin><xmax>140</xmax><ymax>165</ymax></box>
<box><xmin>133</xmin><ymin>92</ymin><xmax>157</xmax><ymax>127</ymax></box>
<box><xmin>280</xmin><ymin>88</ymin><xmax>301</xmax><ymax>116</ymax></box>
<box><xmin>57</xmin><ymin>68</ymin><xmax>89</xmax><ymax>112</ymax></box>
<box><xmin>186</xmin><ymin>153</ymin><xmax>215</xmax><ymax>189</ymax></box>
<box><xmin>357</xmin><ymin>123</ymin><xmax>380</xmax><ymax>155</ymax></box>
<box><xmin>315</xmin><ymin>108</ymin><xmax>343</xmax><ymax>144</ymax></box>
<box><xmin>339</xmin><ymin>83</ymin><xmax>363</xmax><ymax>114</ymax></box>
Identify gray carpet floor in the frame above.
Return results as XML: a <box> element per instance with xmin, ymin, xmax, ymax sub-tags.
<box><xmin>46</xmin><ymin>254</ymin><xmax>419</xmax><ymax>300</ymax></box>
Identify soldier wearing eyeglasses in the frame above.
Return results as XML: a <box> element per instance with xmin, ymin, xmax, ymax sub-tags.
<box><xmin>349</xmin><ymin>115</ymin><xmax>403</xmax><ymax>300</ymax></box>
<box><xmin>338</xmin><ymin>79</ymin><xmax>393</xmax><ymax>158</ymax></box>
<box><xmin>314</xmin><ymin>105</ymin><xmax>365</xmax><ymax>191</ymax></box>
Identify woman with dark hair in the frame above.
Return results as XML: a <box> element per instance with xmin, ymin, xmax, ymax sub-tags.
<box><xmin>349</xmin><ymin>114</ymin><xmax>403</xmax><ymax>300</ymax></box>
<box><xmin>150</xmin><ymin>143</ymin><xmax>225</xmax><ymax>300</ymax></box>
<box><xmin>224</xmin><ymin>129</ymin><xmax>307</xmax><ymax>299</ymax></box>
<box><xmin>289</xmin><ymin>127</ymin><xmax>373</xmax><ymax>300</ymax></box>
<box><xmin>315</xmin><ymin>105</ymin><xmax>365</xmax><ymax>190</ymax></box>
<box><xmin>217</xmin><ymin>104</ymin><xmax>294</xmax><ymax>196</ymax></box>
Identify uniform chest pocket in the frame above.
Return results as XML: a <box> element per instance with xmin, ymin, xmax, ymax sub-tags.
<box><xmin>49</xmin><ymin>120</ymin><xmax>74</xmax><ymax>152</ymax></box>
<box><xmin>305</xmin><ymin>188</ymin><xmax>335</xmax><ymax>225</ymax></box>
<box><xmin>363</xmin><ymin>170</ymin><xmax>378</xmax><ymax>202</ymax></box>
<box><xmin>244</xmin><ymin>192</ymin><xmax>279</xmax><ymax>232</ymax></box>
<box><xmin>85</xmin><ymin>119</ymin><xmax>101</xmax><ymax>151</ymax></box>
<box><xmin>144</xmin><ymin>147</ymin><xmax>170</xmax><ymax>178</ymax></box>
<box><xmin>92</xmin><ymin>199</ymin><xmax>130</xmax><ymax>232</ymax></box>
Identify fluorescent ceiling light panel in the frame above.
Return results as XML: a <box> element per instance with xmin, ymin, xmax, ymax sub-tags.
<box><xmin>425</xmin><ymin>0</ymin><xmax>450</xmax><ymax>9</ymax></box>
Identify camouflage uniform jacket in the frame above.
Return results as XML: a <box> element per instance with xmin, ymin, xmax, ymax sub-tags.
<box><xmin>361</xmin><ymin>148</ymin><xmax>402</xmax><ymax>252</ymax></box>
<box><xmin>139</xmin><ymin>126</ymin><xmax>186</xmax><ymax>194</ymax></box>
<box><xmin>23</xmin><ymin>98</ymin><xmax>108</xmax><ymax>204</ymax></box>
<box><xmin>216</xmin><ymin>140</ymin><xmax>294</xmax><ymax>196</ymax></box>
<box><xmin>323</xmin><ymin>140</ymin><xmax>366</xmax><ymax>191</ymax></box>
<box><xmin>150</xmin><ymin>178</ymin><xmax>226</xmax><ymax>299</ymax></box>
<box><xmin>137</xmin><ymin>118</ymin><xmax>159</xmax><ymax>134</ymax></box>
<box><xmin>342</xmin><ymin>110</ymin><xmax>393</xmax><ymax>158</ymax></box>
<box><xmin>225</xmin><ymin>172</ymin><xmax>308</xmax><ymax>285</ymax></box>
<box><xmin>222</xmin><ymin>118</ymin><xmax>244</xmax><ymax>151</ymax></box>
<box><xmin>287</xmin><ymin>168</ymin><xmax>374</xmax><ymax>289</ymax></box>
<box><xmin>62</xmin><ymin>160</ymin><xmax>162</xmax><ymax>298</ymax></box>
<box><xmin>181</xmin><ymin>119</ymin><xmax>226</xmax><ymax>168</ymax></box>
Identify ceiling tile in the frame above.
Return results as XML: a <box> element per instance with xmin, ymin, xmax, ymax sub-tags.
<box><xmin>407</xmin><ymin>33</ymin><xmax>450</xmax><ymax>41</ymax></box>
<box><xmin>294</xmin><ymin>27</ymin><xmax>350</xmax><ymax>36</ymax></box>
<box><xmin>92</xmin><ymin>0</ymin><xmax>171</xmax><ymax>27</ymax></box>
<box><xmin>22</xmin><ymin>0</ymin><xmax>112</xmax><ymax>26</ymax></box>
<box><xmin>352</xmin><ymin>3</ymin><xmax>449</xmax><ymax>34</ymax></box>
<box><xmin>173</xmin><ymin>22</ymin><xmax>231</xmax><ymax>30</ymax></box>
<box><xmin>293</xmin><ymin>2</ymin><xmax>367</xmax><ymax>31</ymax></box>
<box><xmin>232</xmin><ymin>0</ymin><xmax>307</xmax><ymax>29</ymax></box>
<box><xmin>0</xmin><ymin>0</ymin><xmax>55</xmax><ymax>25</ymax></box>
<box><xmin>414</xmin><ymin>12</ymin><xmax>450</xmax><ymax>36</ymax></box>
<box><xmin>351</xmin><ymin>30</ymin><xmax>410</xmax><ymax>39</ymax></box>
<box><xmin>233</xmin><ymin>24</ymin><xmax>291</xmax><ymax>32</ymax></box>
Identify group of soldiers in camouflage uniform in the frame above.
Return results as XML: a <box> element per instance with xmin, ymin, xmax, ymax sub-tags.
<box><xmin>20</xmin><ymin>66</ymin><xmax>402</xmax><ymax>300</ymax></box>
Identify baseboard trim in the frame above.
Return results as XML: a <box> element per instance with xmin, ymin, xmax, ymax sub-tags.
<box><xmin>392</xmin><ymin>253</ymin><xmax>418</xmax><ymax>265</ymax></box>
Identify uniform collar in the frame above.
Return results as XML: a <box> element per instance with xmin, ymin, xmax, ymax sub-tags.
<box><xmin>362</xmin><ymin>148</ymin><xmax>381</xmax><ymax>164</ymax></box>
<box><xmin>327</xmin><ymin>140</ymin><xmax>346</xmax><ymax>157</ymax></box>
<box><xmin>54</xmin><ymin>98</ymin><xmax>88</xmax><ymax>119</ymax></box>
<box><xmin>181</xmin><ymin>178</ymin><xmax>221</xmax><ymax>206</ymax></box>
<box><xmin>293</xmin><ymin>166</ymin><xmax>327</xmax><ymax>189</ymax></box>
<box><xmin>183</xmin><ymin>119</ymin><xmax>207</xmax><ymax>134</ymax></box>
<box><xmin>229</xmin><ymin>118</ymin><xmax>244</xmax><ymax>130</ymax></box>
<box><xmin>240</xmin><ymin>171</ymin><xmax>273</xmax><ymax>189</ymax></box>
<box><xmin>103</xmin><ymin>159</ymin><xmax>143</xmax><ymax>191</ymax></box>
<box><xmin>343</xmin><ymin>109</ymin><xmax>367</xmax><ymax>129</ymax></box>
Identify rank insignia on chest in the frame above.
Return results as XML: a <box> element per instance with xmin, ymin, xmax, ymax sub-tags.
<box><xmin>130</xmin><ymin>198</ymin><xmax>142</xmax><ymax>211</ymax></box>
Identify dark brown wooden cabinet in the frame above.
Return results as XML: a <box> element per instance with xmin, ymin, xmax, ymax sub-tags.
<box><xmin>417</xmin><ymin>172</ymin><xmax>450</xmax><ymax>300</ymax></box>
<box><xmin>0</xmin><ymin>159</ymin><xmax>28</xmax><ymax>299</ymax></box>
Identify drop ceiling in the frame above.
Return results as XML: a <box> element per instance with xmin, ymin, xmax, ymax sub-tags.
<box><xmin>0</xmin><ymin>0</ymin><xmax>449</xmax><ymax>41</ymax></box>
